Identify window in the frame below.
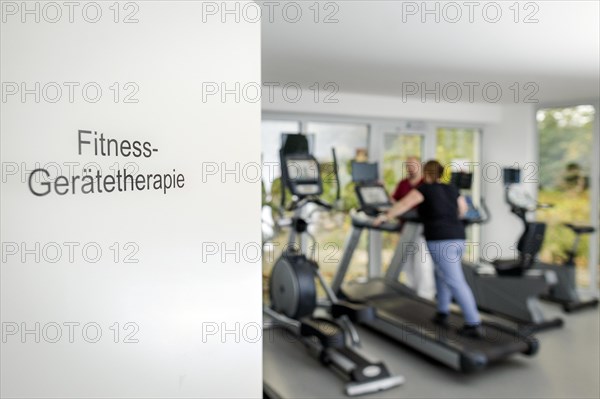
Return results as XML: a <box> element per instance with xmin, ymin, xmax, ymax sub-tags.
<box><xmin>537</xmin><ymin>106</ymin><xmax>596</xmax><ymax>288</ymax></box>
<box><xmin>304</xmin><ymin>122</ymin><xmax>370</xmax><ymax>283</ymax></box>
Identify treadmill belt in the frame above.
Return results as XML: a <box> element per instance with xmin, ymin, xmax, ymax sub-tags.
<box><xmin>369</xmin><ymin>296</ymin><xmax>531</xmax><ymax>361</ymax></box>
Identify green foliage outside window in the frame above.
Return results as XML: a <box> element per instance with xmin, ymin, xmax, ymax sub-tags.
<box><xmin>537</xmin><ymin>106</ymin><xmax>596</xmax><ymax>285</ymax></box>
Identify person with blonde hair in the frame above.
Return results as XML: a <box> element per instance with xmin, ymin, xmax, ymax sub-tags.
<box><xmin>375</xmin><ymin>160</ymin><xmax>482</xmax><ymax>337</ymax></box>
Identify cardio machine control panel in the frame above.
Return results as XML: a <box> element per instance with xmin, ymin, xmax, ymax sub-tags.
<box><xmin>355</xmin><ymin>184</ymin><xmax>392</xmax><ymax>215</ymax></box>
<box><xmin>282</xmin><ymin>154</ymin><xmax>323</xmax><ymax>198</ymax></box>
<box><xmin>352</xmin><ymin>184</ymin><xmax>402</xmax><ymax>232</ymax></box>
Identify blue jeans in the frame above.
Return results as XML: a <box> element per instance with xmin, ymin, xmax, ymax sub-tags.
<box><xmin>426</xmin><ymin>240</ymin><xmax>481</xmax><ymax>325</ymax></box>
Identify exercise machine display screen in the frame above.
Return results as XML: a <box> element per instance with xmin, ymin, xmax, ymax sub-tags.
<box><xmin>283</xmin><ymin>156</ymin><xmax>322</xmax><ymax>197</ymax></box>
<box><xmin>451</xmin><ymin>172</ymin><xmax>473</xmax><ymax>190</ymax></box>
<box><xmin>352</xmin><ymin>161</ymin><xmax>378</xmax><ymax>183</ymax></box>
<box><xmin>503</xmin><ymin>168</ymin><xmax>521</xmax><ymax>185</ymax></box>
<box><xmin>286</xmin><ymin>159</ymin><xmax>319</xmax><ymax>183</ymax></box>
<box><xmin>358</xmin><ymin>185</ymin><xmax>391</xmax><ymax>207</ymax></box>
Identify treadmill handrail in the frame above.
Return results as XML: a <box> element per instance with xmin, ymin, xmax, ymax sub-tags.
<box><xmin>350</xmin><ymin>211</ymin><xmax>402</xmax><ymax>232</ymax></box>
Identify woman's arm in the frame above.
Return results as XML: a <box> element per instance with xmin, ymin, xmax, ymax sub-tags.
<box><xmin>374</xmin><ymin>189</ymin><xmax>424</xmax><ymax>225</ymax></box>
<box><xmin>457</xmin><ymin>195</ymin><xmax>468</xmax><ymax>218</ymax></box>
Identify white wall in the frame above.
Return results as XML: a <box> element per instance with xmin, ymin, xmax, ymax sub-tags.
<box><xmin>1</xmin><ymin>3</ymin><xmax>261</xmax><ymax>398</ymax></box>
<box><xmin>480</xmin><ymin>104</ymin><xmax>538</xmax><ymax>260</ymax></box>
<box><xmin>262</xmin><ymin>90</ymin><xmax>504</xmax><ymax>124</ymax></box>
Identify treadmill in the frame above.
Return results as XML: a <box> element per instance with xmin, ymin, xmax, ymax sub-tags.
<box><xmin>331</xmin><ymin>163</ymin><xmax>539</xmax><ymax>372</ymax></box>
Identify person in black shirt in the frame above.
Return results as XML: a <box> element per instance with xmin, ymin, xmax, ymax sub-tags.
<box><xmin>374</xmin><ymin>160</ymin><xmax>482</xmax><ymax>337</ymax></box>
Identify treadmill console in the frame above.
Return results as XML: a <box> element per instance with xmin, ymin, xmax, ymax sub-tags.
<box><xmin>450</xmin><ymin>172</ymin><xmax>473</xmax><ymax>190</ymax></box>
<box><xmin>355</xmin><ymin>184</ymin><xmax>392</xmax><ymax>216</ymax></box>
<box><xmin>351</xmin><ymin>161</ymin><xmax>379</xmax><ymax>183</ymax></box>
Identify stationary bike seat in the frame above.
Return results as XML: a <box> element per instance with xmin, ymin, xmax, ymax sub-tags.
<box><xmin>564</xmin><ymin>224</ymin><xmax>595</xmax><ymax>235</ymax></box>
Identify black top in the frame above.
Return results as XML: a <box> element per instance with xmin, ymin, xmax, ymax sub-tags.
<box><xmin>416</xmin><ymin>183</ymin><xmax>465</xmax><ymax>241</ymax></box>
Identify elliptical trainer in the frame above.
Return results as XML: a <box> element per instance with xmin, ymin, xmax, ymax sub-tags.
<box><xmin>263</xmin><ymin>134</ymin><xmax>404</xmax><ymax>396</ymax></box>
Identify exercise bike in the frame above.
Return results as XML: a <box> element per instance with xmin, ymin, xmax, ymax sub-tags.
<box><xmin>453</xmin><ymin>171</ymin><xmax>563</xmax><ymax>332</ymax></box>
<box><xmin>493</xmin><ymin>168</ymin><xmax>599</xmax><ymax>313</ymax></box>
<box><xmin>263</xmin><ymin>134</ymin><xmax>404</xmax><ymax>396</ymax></box>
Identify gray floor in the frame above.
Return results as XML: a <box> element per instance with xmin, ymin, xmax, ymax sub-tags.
<box><xmin>263</xmin><ymin>303</ymin><xmax>600</xmax><ymax>398</ymax></box>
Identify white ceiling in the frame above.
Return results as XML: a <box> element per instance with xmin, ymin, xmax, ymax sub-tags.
<box><xmin>262</xmin><ymin>1</ymin><xmax>600</xmax><ymax>104</ymax></box>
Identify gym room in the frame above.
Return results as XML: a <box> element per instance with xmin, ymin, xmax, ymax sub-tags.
<box><xmin>1</xmin><ymin>1</ymin><xmax>598</xmax><ymax>399</ymax></box>
<box><xmin>260</xmin><ymin>1</ymin><xmax>600</xmax><ymax>398</ymax></box>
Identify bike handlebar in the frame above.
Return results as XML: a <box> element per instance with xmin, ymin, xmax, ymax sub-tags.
<box><xmin>288</xmin><ymin>196</ymin><xmax>333</xmax><ymax>212</ymax></box>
